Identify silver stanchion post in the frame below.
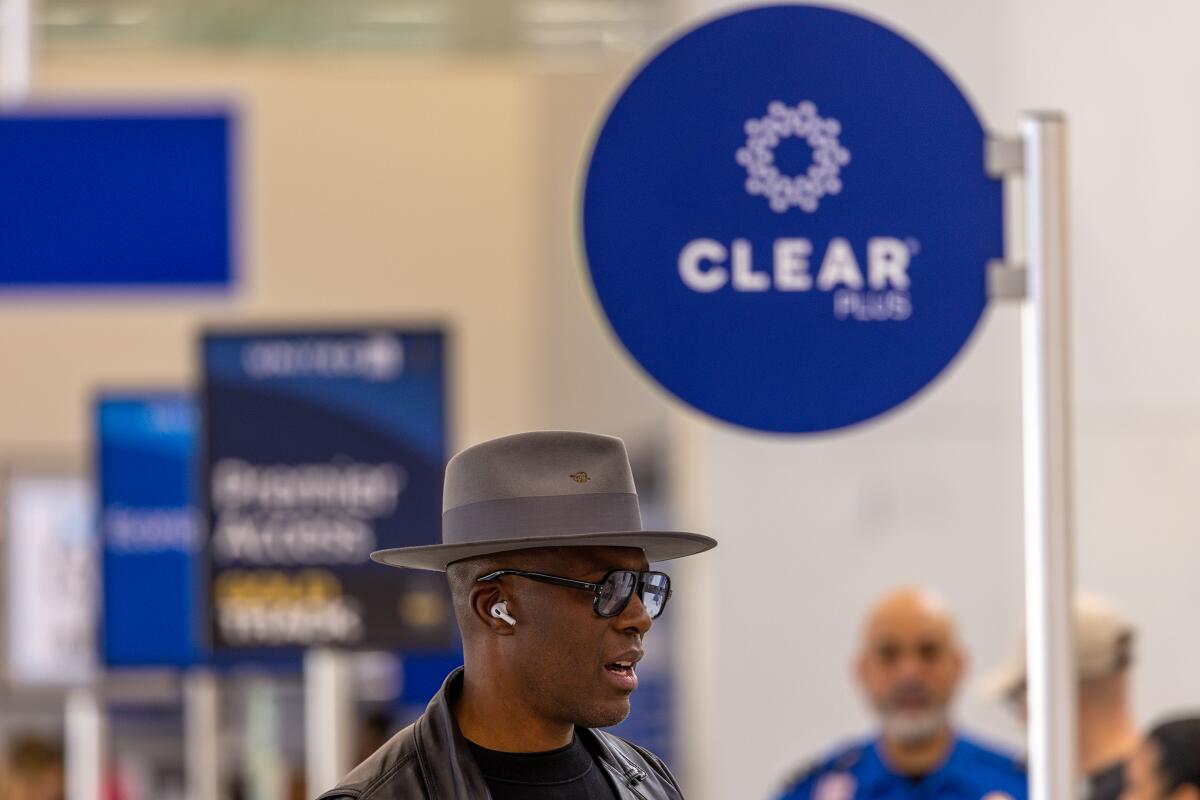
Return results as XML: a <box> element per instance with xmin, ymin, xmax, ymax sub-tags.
<box><xmin>305</xmin><ymin>648</ymin><xmax>353</xmax><ymax>797</ymax></box>
<box><xmin>989</xmin><ymin>110</ymin><xmax>1077</xmax><ymax>800</ymax></box>
<box><xmin>1020</xmin><ymin>112</ymin><xmax>1078</xmax><ymax>800</ymax></box>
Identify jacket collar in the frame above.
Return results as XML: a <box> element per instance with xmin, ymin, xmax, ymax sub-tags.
<box><xmin>413</xmin><ymin>666</ymin><xmax>654</xmax><ymax>799</ymax></box>
<box><xmin>412</xmin><ymin>667</ymin><xmax>491</xmax><ymax>800</ymax></box>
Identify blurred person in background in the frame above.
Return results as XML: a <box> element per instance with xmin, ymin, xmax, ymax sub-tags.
<box><xmin>775</xmin><ymin>587</ymin><xmax>1027</xmax><ymax>800</ymax></box>
<box><xmin>988</xmin><ymin>592</ymin><xmax>1138</xmax><ymax>800</ymax></box>
<box><xmin>0</xmin><ymin>737</ymin><xmax>64</xmax><ymax>800</ymax></box>
<box><xmin>319</xmin><ymin>431</ymin><xmax>716</xmax><ymax>800</ymax></box>
<box><xmin>1121</xmin><ymin>716</ymin><xmax>1200</xmax><ymax>800</ymax></box>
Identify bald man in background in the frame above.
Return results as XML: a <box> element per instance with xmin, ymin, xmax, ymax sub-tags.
<box><xmin>774</xmin><ymin>588</ymin><xmax>1027</xmax><ymax>800</ymax></box>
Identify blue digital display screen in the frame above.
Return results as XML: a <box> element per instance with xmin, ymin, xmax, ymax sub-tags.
<box><xmin>0</xmin><ymin>110</ymin><xmax>234</xmax><ymax>289</ymax></box>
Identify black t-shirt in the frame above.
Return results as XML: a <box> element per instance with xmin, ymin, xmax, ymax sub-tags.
<box><xmin>1086</xmin><ymin>760</ymin><xmax>1126</xmax><ymax>800</ymax></box>
<box><xmin>467</xmin><ymin>734</ymin><xmax>618</xmax><ymax>800</ymax></box>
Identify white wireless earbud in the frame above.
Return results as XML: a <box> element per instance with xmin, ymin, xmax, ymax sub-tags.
<box><xmin>490</xmin><ymin>602</ymin><xmax>517</xmax><ymax>626</ymax></box>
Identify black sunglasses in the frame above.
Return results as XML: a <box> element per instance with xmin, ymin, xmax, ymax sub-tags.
<box><xmin>475</xmin><ymin>568</ymin><xmax>672</xmax><ymax>619</ymax></box>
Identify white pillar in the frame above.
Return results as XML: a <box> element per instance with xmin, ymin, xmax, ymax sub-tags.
<box><xmin>0</xmin><ymin>0</ymin><xmax>32</xmax><ymax>104</ymax></box>
<box><xmin>305</xmin><ymin>649</ymin><xmax>354</xmax><ymax>797</ymax></box>
<box><xmin>1020</xmin><ymin>111</ymin><xmax>1078</xmax><ymax>800</ymax></box>
<box><xmin>65</xmin><ymin>688</ymin><xmax>104</xmax><ymax>800</ymax></box>
<box><xmin>243</xmin><ymin>679</ymin><xmax>283</xmax><ymax>800</ymax></box>
<box><xmin>184</xmin><ymin>669</ymin><xmax>221</xmax><ymax>800</ymax></box>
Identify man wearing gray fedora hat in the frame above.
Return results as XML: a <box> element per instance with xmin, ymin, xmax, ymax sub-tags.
<box><xmin>318</xmin><ymin>430</ymin><xmax>717</xmax><ymax>800</ymax></box>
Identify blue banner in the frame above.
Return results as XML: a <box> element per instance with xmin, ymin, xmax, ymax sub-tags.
<box><xmin>202</xmin><ymin>328</ymin><xmax>453</xmax><ymax>651</ymax></box>
<box><xmin>98</xmin><ymin>393</ymin><xmax>204</xmax><ymax>667</ymax></box>
<box><xmin>583</xmin><ymin>5</ymin><xmax>1003</xmax><ymax>433</ymax></box>
<box><xmin>0</xmin><ymin>110</ymin><xmax>233</xmax><ymax>289</ymax></box>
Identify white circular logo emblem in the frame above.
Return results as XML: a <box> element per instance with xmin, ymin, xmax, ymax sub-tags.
<box><xmin>735</xmin><ymin>100</ymin><xmax>851</xmax><ymax>214</ymax></box>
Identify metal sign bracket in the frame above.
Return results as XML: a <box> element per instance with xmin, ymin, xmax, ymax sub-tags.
<box><xmin>986</xmin><ymin>133</ymin><xmax>1029</xmax><ymax>301</ymax></box>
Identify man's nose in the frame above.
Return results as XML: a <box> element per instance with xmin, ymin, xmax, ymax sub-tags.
<box><xmin>615</xmin><ymin>591</ymin><xmax>653</xmax><ymax>636</ymax></box>
<box><xmin>896</xmin><ymin>651</ymin><xmax>928</xmax><ymax>678</ymax></box>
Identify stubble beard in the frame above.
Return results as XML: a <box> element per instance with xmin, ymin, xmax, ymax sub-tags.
<box><xmin>526</xmin><ymin>666</ymin><xmax>632</xmax><ymax>731</ymax></box>
<box><xmin>882</xmin><ymin>706</ymin><xmax>947</xmax><ymax>746</ymax></box>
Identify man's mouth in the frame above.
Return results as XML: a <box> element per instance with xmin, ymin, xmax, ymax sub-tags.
<box><xmin>602</xmin><ymin>651</ymin><xmax>642</xmax><ymax>691</ymax></box>
<box><xmin>889</xmin><ymin>686</ymin><xmax>932</xmax><ymax>709</ymax></box>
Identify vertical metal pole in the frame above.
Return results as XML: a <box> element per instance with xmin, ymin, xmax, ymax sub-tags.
<box><xmin>305</xmin><ymin>648</ymin><xmax>353</xmax><ymax>797</ymax></box>
<box><xmin>185</xmin><ymin>669</ymin><xmax>221</xmax><ymax>800</ymax></box>
<box><xmin>65</xmin><ymin>688</ymin><xmax>104</xmax><ymax>800</ymax></box>
<box><xmin>0</xmin><ymin>0</ymin><xmax>32</xmax><ymax>104</ymax></box>
<box><xmin>1021</xmin><ymin>111</ymin><xmax>1078</xmax><ymax>800</ymax></box>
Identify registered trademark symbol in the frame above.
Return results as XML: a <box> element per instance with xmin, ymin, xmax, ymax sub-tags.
<box><xmin>904</xmin><ymin>237</ymin><xmax>921</xmax><ymax>255</ymax></box>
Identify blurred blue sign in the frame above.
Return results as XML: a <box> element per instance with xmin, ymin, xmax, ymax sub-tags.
<box><xmin>0</xmin><ymin>110</ymin><xmax>233</xmax><ymax>289</ymax></box>
<box><xmin>582</xmin><ymin>5</ymin><xmax>1003</xmax><ymax>433</ymax></box>
<box><xmin>202</xmin><ymin>329</ymin><xmax>453</xmax><ymax>651</ymax></box>
<box><xmin>98</xmin><ymin>393</ymin><xmax>204</xmax><ymax>667</ymax></box>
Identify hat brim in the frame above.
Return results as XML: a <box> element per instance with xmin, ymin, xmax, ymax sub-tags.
<box><xmin>371</xmin><ymin>530</ymin><xmax>717</xmax><ymax>572</ymax></box>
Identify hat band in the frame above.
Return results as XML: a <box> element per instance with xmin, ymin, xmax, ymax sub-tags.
<box><xmin>442</xmin><ymin>493</ymin><xmax>642</xmax><ymax>544</ymax></box>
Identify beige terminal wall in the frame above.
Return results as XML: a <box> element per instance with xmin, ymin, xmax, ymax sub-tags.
<box><xmin>2</xmin><ymin>49</ymin><xmax>561</xmax><ymax>455</ymax></box>
<box><xmin>2</xmin><ymin>33</ymin><xmax>679</xmax><ymax>713</ymax></box>
<box><xmin>0</xmin><ymin>42</ymin><xmax>677</xmax><ymax>750</ymax></box>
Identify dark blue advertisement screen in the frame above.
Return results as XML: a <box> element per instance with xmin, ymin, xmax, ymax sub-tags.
<box><xmin>98</xmin><ymin>393</ymin><xmax>204</xmax><ymax>667</ymax></box>
<box><xmin>202</xmin><ymin>329</ymin><xmax>454</xmax><ymax>651</ymax></box>
<box><xmin>0</xmin><ymin>111</ymin><xmax>233</xmax><ymax>288</ymax></box>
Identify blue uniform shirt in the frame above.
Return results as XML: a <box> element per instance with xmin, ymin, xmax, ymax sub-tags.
<box><xmin>774</xmin><ymin>733</ymin><xmax>1027</xmax><ymax>800</ymax></box>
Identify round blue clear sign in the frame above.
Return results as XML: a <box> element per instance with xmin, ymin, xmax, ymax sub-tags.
<box><xmin>582</xmin><ymin>5</ymin><xmax>1003</xmax><ymax>433</ymax></box>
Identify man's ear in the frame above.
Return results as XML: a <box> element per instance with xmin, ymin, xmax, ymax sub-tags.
<box><xmin>854</xmin><ymin>649</ymin><xmax>869</xmax><ymax>689</ymax></box>
<box><xmin>951</xmin><ymin>644</ymin><xmax>967</xmax><ymax>683</ymax></box>
<box><xmin>469</xmin><ymin>581</ymin><xmax>516</xmax><ymax>635</ymax></box>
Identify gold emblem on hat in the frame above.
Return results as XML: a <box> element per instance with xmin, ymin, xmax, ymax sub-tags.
<box><xmin>570</xmin><ymin>472</ymin><xmax>590</xmax><ymax>484</ymax></box>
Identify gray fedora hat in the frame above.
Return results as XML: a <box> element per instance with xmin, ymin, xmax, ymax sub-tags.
<box><xmin>371</xmin><ymin>430</ymin><xmax>717</xmax><ymax>571</ymax></box>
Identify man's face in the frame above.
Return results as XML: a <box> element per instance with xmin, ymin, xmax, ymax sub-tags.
<box><xmin>499</xmin><ymin>546</ymin><xmax>654</xmax><ymax>730</ymax></box>
<box><xmin>857</xmin><ymin>592</ymin><xmax>963</xmax><ymax>746</ymax></box>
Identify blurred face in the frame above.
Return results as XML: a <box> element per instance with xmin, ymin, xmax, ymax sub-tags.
<box><xmin>1123</xmin><ymin>742</ymin><xmax>1168</xmax><ymax>800</ymax></box>
<box><xmin>8</xmin><ymin>771</ymin><xmax>64</xmax><ymax>800</ymax></box>
<box><xmin>497</xmin><ymin>546</ymin><xmax>655</xmax><ymax>729</ymax></box>
<box><xmin>1121</xmin><ymin>741</ymin><xmax>1200</xmax><ymax>800</ymax></box>
<box><xmin>857</xmin><ymin>592</ymin><xmax>963</xmax><ymax>746</ymax></box>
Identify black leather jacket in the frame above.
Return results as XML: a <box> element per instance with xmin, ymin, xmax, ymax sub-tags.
<box><xmin>317</xmin><ymin>668</ymin><xmax>686</xmax><ymax>800</ymax></box>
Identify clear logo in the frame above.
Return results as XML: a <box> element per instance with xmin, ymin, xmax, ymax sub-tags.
<box><xmin>736</xmin><ymin>101</ymin><xmax>851</xmax><ymax>214</ymax></box>
<box><xmin>674</xmin><ymin>102</ymin><xmax>913</xmax><ymax>320</ymax></box>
